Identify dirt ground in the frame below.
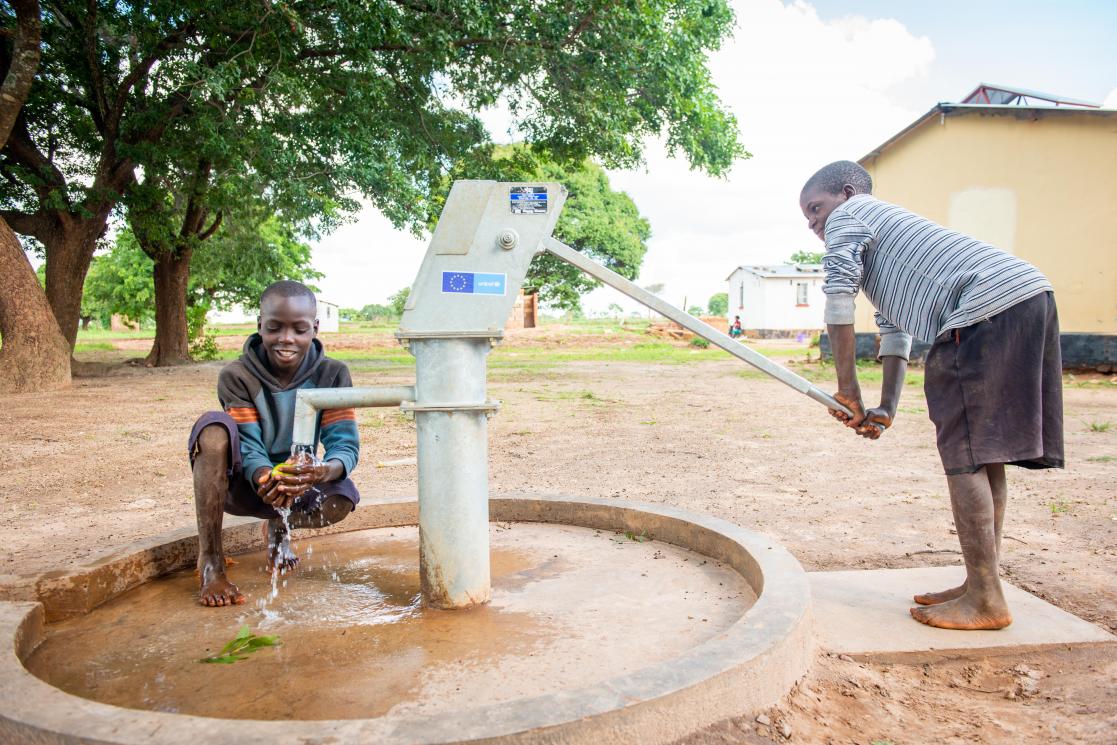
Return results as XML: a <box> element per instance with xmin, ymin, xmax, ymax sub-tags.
<box><xmin>2</xmin><ymin>327</ymin><xmax>1115</xmax><ymax>744</ymax></box>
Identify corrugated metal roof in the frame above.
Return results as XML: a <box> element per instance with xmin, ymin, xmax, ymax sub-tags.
<box><xmin>726</xmin><ymin>264</ymin><xmax>825</xmax><ymax>281</ymax></box>
<box><xmin>962</xmin><ymin>83</ymin><xmax>1100</xmax><ymax>108</ymax></box>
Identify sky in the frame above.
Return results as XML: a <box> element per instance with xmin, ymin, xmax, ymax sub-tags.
<box><xmin>292</xmin><ymin>1</ymin><xmax>1117</xmax><ymax>315</ymax></box>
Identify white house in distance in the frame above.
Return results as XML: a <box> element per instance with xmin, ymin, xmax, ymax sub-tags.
<box><xmin>725</xmin><ymin>264</ymin><xmax>826</xmax><ymax>337</ymax></box>
<box><xmin>208</xmin><ymin>294</ymin><xmax>340</xmax><ymax>333</ymax></box>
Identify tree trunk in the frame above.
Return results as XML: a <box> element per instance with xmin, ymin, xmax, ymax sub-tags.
<box><xmin>0</xmin><ymin>217</ymin><xmax>71</xmax><ymax>392</ymax></box>
<box><xmin>42</xmin><ymin>218</ymin><xmax>100</xmax><ymax>350</ymax></box>
<box><xmin>145</xmin><ymin>248</ymin><xmax>194</xmax><ymax>366</ymax></box>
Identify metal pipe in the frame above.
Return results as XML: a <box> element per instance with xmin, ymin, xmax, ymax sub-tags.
<box><xmin>542</xmin><ymin>236</ymin><xmax>855</xmax><ymax>418</ymax></box>
<box><xmin>291</xmin><ymin>386</ymin><xmax>416</xmax><ymax>447</ymax></box>
<box><xmin>407</xmin><ymin>337</ymin><xmax>494</xmax><ymax>609</ymax></box>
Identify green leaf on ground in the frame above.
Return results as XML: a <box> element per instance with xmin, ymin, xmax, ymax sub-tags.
<box><xmin>200</xmin><ymin>625</ymin><xmax>281</xmax><ymax>664</ymax></box>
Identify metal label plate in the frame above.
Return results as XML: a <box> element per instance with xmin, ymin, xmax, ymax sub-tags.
<box><xmin>509</xmin><ymin>186</ymin><xmax>548</xmax><ymax>214</ymax></box>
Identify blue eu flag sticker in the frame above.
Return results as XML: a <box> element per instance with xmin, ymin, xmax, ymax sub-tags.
<box><xmin>442</xmin><ymin>272</ymin><xmax>474</xmax><ymax>293</ymax></box>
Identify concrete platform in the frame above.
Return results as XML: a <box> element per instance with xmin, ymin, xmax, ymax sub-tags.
<box><xmin>809</xmin><ymin>566</ymin><xmax>1116</xmax><ymax>661</ymax></box>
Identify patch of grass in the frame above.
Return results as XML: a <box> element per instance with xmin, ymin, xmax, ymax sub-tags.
<box><xmin>689</xmin><ymin>336</ymin><xmax>710</xmax><ymax>349</ymax></box>
<box><xmin>73</xmin><ymin>341</ymin><xmax>114</xmax><ymax>352</ymax></box>
<box><xmin>639</xmin><ymin>419</ymin><xmax>657</xmax><ymax>425</ymax></box>
<box><xmin>1087</xmin><ymin>421</ymin><xmax>1113</xmax><ymax>433</ymax></box>
<box><xmin>898</xmin><ymin>406</ymin><xmax>926</xmax><ymax>414</ymax></box>
<box><xmin>1086</xmin><ymin>455</ymin><xmax>1115</xmax><ymax>463</ymax></box>
<box><xmin>1049</xmin><ymin>501</ymin><xmax>1070</xmax><ymax>515</ymax></box>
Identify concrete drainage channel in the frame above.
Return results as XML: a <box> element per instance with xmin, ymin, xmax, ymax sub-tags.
<box><xmin>0</xmin><ymin>495</ymin><xmax>813</xmax><ymax>745</ymax></box>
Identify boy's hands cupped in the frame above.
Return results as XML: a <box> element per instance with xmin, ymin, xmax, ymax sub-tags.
<box><xmin>254</xmin><ymin>463</ymin><xmax>324</xmax><ymax>509</ymax></box>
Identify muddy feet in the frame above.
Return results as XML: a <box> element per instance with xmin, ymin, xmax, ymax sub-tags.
<box><xmin>198</xmin><ymin>557</ymin><xmax>245</xmax><ymax>607</ymax></box>
<box><xmin>264</xmin><ymin>519</ymin><xmax>299</xmax><ymax>572</ymax></box>
<box><xmin>913</xmin><ymin>583</ymin><xmax>967</xmax><ymax>606</ymax></box>
<box><xmin>909</xmin><ymin>592</ymin><xmax>1011</xmax><ymax>630</ymax></box>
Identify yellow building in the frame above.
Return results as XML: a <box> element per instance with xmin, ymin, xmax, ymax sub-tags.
<box><xmin>852</xmin><ymin>84</ymin><xmax>1117</xmax><ymax>367</ymax></box>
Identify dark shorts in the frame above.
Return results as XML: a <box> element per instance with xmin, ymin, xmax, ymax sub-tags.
<box><xmin>188</xmin><ymin>411</ymin><xmax>360</xmax><ymax>520</ymax></box>
<box><xmin>924</xmin><ymin>292</ymin><xmax>1064</xmax><ymax>476</ymax></box>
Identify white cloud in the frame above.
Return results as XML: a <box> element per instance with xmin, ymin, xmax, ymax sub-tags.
<box><xmin>311</xmin><ymin>0</ymin><xmax>936</xmax><ymax>315</ymax></box>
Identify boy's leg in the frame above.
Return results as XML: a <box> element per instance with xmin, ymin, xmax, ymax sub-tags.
<box><xmin>914</xmin><ymin>463</ymin><xmax>1007</xmax><ymax>605</ymax></box>
<box><xmin>194</xmin><ymin>424</ymin><xmax>245</xmax><ymax>607</ymax></box>
<box><xmin>910</xmin><ymin>466</ymin><xmax>1011</xmax><ymax>630</ymax></box>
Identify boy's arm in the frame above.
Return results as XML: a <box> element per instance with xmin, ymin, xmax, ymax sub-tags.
<box><xmin>856</xmin><ymin>312</ymin><xmax>911</xmax><ymax>439</ymax></box>
<box><xmin>317</xmin><ymin>364</ymin><xmax>359</xmax><ymax>479</ymax></box>
<box><xmin>217</xmin><ymin>367</ymin><xmax>274</xmax><ymax>486</ymax></box>
<box><xmin>821</xmin><ymin>209</ymin><xmax>874</xmax><ymax>428</ymax></box>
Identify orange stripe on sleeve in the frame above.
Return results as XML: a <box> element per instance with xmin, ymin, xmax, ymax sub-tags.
<box><xmin>226</xmin><ymin>407</ymin><xmax>259</xmax><ymax>424</ymax></box>
<box><xmin>321</xmin><ymin>408</ymin><xmax>357</xmax><ymax>427</ymax></box>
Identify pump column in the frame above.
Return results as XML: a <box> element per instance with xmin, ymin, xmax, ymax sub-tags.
<box><xmin>400</xmin><ymin>332</ymin><xmax>499</xmax><ymax>610</ymax></box>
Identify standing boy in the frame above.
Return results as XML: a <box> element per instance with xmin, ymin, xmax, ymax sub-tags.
<box><xmin>188</xmin><ymin>281</ymin><xmax>361</xmax><ymax>607</ymax></box>
<box><xmin>800</xmin><ymin>161</ymin><xmax>1063</xmax><ymax>630</ymax></box>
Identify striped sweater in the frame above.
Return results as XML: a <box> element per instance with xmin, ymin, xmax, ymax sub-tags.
<box><xmin>217</xmin><ymin>334</ymin><xmax>359</xmax><ymax>486</ymax></box>
<box><xmin>822</xmin><ymin>195</ymin><xmax>1052</xmax><ymax>358</ymax></box>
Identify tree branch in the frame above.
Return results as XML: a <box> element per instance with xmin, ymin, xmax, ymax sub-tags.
<box><xmin>81</xmin><ymin>0</ymin><xmax>109</xmax><ymax>134</ymax></box>
<box><xmin>198</xmin><ymin>210</ymin><xmax>222</xmax><ymax>241</ymax></box>
<box><xmin>0</xmin><ymin>0</ymin><xmax>42</xmax><ymax>147</ymax></box>
<box><xmin>107</xmin><ymin>15</ymin><xmax>200</xmax><ymax>138</ymax></box>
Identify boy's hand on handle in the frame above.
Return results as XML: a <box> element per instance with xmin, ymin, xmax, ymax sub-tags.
<box><xmin>855</xmin><ymin>408</ymin><xmax>893</xmax><ymax>440</ymax></box>
<box><xmin>829</xmin><ymin>390</ymin><xmax>867</xmax><ymax>429</ymax></box>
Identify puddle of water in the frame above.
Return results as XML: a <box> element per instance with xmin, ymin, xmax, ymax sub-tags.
<box><xmin>26</xmin><ymin>524</ymin><xmax>756</xmax><ymax>721</ymax></box>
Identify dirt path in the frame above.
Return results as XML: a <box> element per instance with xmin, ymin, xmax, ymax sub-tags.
<box><xmin>2</xmin><ymin>346</ymin><xmax>1115</xmax><ymax>743</ymax></box>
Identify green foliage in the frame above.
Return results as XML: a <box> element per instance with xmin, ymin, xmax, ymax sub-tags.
<box><xmin>83</xmin><ymin>233</ymin><xmax>160</xmax><ymax>327</ymax></box>
<box><xmin>707</xmin><ymin>292</ymin><xmax>729</xmax><ymax>316</ymax></box>
<box><xmin>687</xmin><ymin>305</ymin><xmax>703</xmax><ymax>316</ymax></box>
<box><xmin>200</xmin><ymin>625</ymin><xmax>281</xmax><ymax>664</ymax></box>
<box><xmin>789</xmin><ymin>250</ymin><xmax>825</xmax><ymax>265</ymax></box>
<box><xmin>82</xmin><ymin>218</ymin><xmax>318</xmax><ymax>341</ymax></box>
<box><xmin>690</xmin><ymin>336</ymin><xmax>710</xmax><ymax>348</ymax></box>
<box><xmin>342</xmin><ymin>304</ymin><xmax>394</xmax><ymax>322</ymax></box>
<box><xmin>388</xmin><ymin>287</ymin><xmax>411</xmax><ymax>317</ymax></box>
<box><xmin>2</xmin><ymin>0</ymin><xmax>744</xmax><ymax>258</ymax></box>
<box><xmin>189</xmin><ymin>215</ymin><xmax>321</xmax><ymax>315</ymax></box>
<box><xmin>1088</xmin><ymin>421</ymin><xmax>1113</xmax><ymax>433</ymax></box>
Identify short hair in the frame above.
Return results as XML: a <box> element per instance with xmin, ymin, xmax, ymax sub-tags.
<box><xmin>260</xmin><ymin>280</ymin><xmax>316</xmax><ymax>312</ymax></box>
<box><xmin>801</xmin><ymin>160</ymin><xmax>873</xmax><ymax>196</ymax></box>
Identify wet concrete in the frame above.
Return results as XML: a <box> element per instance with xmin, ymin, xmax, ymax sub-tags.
<box><xmin>26</xmin><ymin>522</ymin><xmax>755</xmax><ymax>721</ymax></box>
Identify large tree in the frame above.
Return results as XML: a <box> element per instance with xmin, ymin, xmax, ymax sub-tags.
<box><xmin>1</xmin><ymin>0</ymin><xmax>744</xmax><ymax>387</ymax></box>
<box><xmin>0</xmin><ymin>0</ymin><xmax>70</xmax><ymax>392</ymax></box>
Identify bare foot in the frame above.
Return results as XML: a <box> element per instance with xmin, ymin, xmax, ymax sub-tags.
<box><xmin>199</xmin><ymin>572</ymin><xmax>245</xmax><ymax>607</ymax></box>
<box><xmin>913</xmin><ymin>583</ymin><xmax>967</xmax><ymax>606</ymax></box>
<box><xmin>909</xmin><ymin>593</ymin><xmax>1011</xmax><ymax>630</ymax></box>
<box><xmin>264</xmin><ymin>520</ymin><xmax>299</xmax><ymax>572</ymax></box>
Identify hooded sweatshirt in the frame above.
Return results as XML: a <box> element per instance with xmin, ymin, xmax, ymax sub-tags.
<box><xmin>217</xmin><ymin>334</ymin><xmax>359</xmax><ymax>485</ymax></box>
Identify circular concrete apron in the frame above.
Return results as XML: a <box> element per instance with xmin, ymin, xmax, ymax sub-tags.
<box><xmin>0</xmin><ymin>495</ymin><xmax>813</xmax><ymax>745</ymax></box>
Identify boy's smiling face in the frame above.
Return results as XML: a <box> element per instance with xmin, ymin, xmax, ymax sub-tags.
<box><xmin>799</xmin><ymin>184</ymin><xmax>856</xmax><ymax>241</ymax></box>
<box><xmin>258</xmin><ymin>295</ymin><xmax>318</xmax><ymax>376</ymax></box>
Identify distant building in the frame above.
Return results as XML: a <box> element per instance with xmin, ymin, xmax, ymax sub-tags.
<box><xmin>853</xmin><ymin>83</ymin><xmax>1116</xmax><ymax>366</ymax></box>
<box><xmin>316</xmin><ymin>299</ymin><xmax>339</xmax><ymax>333</ymax></box>
<box><xmin>725</xmin><ymin>264</ymin><xmax>825</xmax><ymax>337</ymax></box>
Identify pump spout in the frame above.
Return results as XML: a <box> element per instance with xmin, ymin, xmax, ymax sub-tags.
<box><xmin>291</xmin><ymin>386</ymin><xmax>416</xmax><ymax>448</ymax></box>
<box><xmin>541</xmin><ymin>236</ymin><xmax>855</xmax><ymax>418</ymax></box>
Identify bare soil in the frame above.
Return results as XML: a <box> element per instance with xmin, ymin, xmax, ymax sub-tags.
<box><xmin>2</xmin><ymin>328</ymin><xmax>1115</xmax><ymax>743</ymax></box>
